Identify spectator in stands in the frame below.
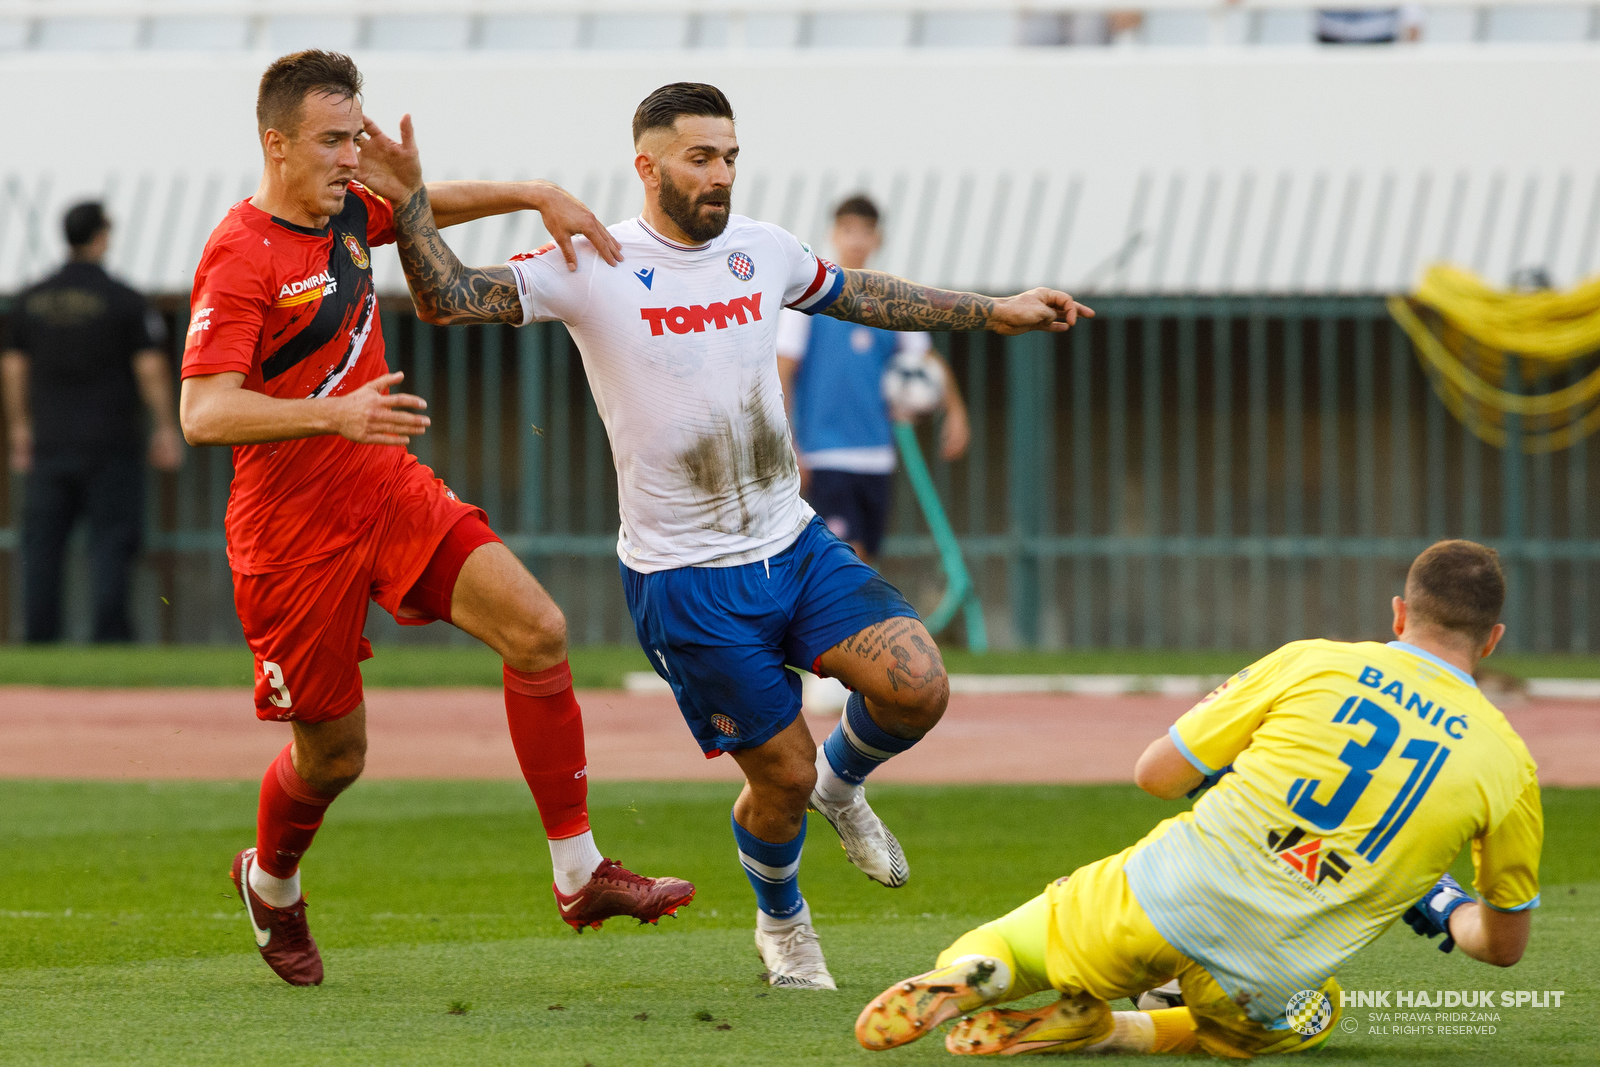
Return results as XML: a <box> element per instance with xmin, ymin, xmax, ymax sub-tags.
<box><xmin>1021</xmin><ymin>10</ymin><xmax>1144</xmax><ymax>46</ymax></box>
<box><xmin>776</xmin><ymin>195</ymin><xmax>970</xmax><ymax>565</ymax></box>
<box><xmin>1316</xmin><ymin>4</ymin><xmax>1423</xmax><ymax>42</ymax></box>
<box><xmin>1</xmin><ymin>201</ymin><xmax>181</xmax><ymax>642</ymax></box>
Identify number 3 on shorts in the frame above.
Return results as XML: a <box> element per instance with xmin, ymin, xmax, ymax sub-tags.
<box><xmin>262</xmin><ymin>660</ymin><xmax>293</xmax><ymax>709</ymax></box>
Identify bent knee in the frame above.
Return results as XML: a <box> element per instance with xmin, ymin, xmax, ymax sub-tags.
<box><xmin>754</xmin><ymin>757</ymin><xmax>818</xmax><ymax>806</ymax></box>
<box><xmin>912</xmin><ymin>673</ymin><xmax>950</xmax><ymax>720</ymax></box>
<box><xmin>326</xmin><ymin>752</ymin><xmax>366</xmax><ymax>788</ymax></box>
<box><xmin>304</xmin><ymin>741</ymin><xmax>366</xmax><ymax>794</ymax></box>
<box><xmin>882</xmin><ymin>673</ymin><xmax>949</xmax><ymax>733</ymax></box>
<box><xmin>501</xmin><ymin>602</ymin><xmax>569</xmax><ymax>672</ymax></box>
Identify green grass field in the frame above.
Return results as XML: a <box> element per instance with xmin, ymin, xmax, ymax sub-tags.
<box><xmin>6</xmin><ymin>643</ymin><xmax>1600</xmax><ymax>688</ymax></box>
<box><xmin>0</xmin><ymin>781</ymin><xmax>1593</xmax><ymax>1065</ymax></box>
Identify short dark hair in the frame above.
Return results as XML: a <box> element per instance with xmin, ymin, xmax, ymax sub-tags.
<box><xmin>63</xmin><ymin>201</ymin><xmax>108</xmax><ymax>247</ymax></box>
<box><xmin>257</xmin><ymin>50</ymin><xmax>363</xmax><ymax>136</ymax></box>
<box><xmin>1405</xmin><ymin>539</ymin><xmax>1506</xmax><ymax>643</ymax></box>
<box><xmin>834</xmin><ymin>195</ymin><xmax>880</xmax><ymax>225</ymax></box>
<box><xmin>632</xmin><ymin>82</ymin><xmax>734</xmax><ymax>145</ymax></box>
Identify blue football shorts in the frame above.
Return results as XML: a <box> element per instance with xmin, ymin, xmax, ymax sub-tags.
<box><xmin>621</xmin><ymin>516</ymin><xmax>920</xmax><ymax>756</ymax></box>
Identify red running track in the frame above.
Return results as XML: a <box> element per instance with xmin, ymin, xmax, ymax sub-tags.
<box><xmin>1</xmin><ymin>687</ymin><xmax>1596</xmax><ymax>786</ymax></box>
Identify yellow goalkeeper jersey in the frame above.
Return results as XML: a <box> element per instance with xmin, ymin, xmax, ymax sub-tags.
<box><xmin>1123</xmin><ymin>639</ymin><xmax>1542</xmax><ymax>1025</ymax></box>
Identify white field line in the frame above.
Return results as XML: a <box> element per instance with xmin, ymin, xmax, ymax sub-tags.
<box><xmin>1525</xmin><ymin>678</ymin><xmax>1600</xmax><ymax>700</ymax></box>
<box><xmin>624</xmin><ymin>671</ymin><xmax>1600</xmax><ymax>701</ymax></box>
<box><xmin>623</xmin><ymin>671</ymin><xmax>1229</xmax><ymax>698</ymax></box>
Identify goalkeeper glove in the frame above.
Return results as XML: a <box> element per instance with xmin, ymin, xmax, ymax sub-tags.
<box><xmin>1186</xmin><ymin>764</ymin><xmax>1234</xmax><ymax>799</ymax></box>
<box><xmin>1401</xmin><ymin>873</ymin><xmax>1474</xmax><ymax>953</ymax></box>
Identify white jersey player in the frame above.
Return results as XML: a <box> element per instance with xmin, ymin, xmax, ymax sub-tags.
<box><xmin>359</xmin><ymin>82</ymin><xmax>1093</xmax><ymax>991</ymax></box>
<box><xmin>504</xmin><ymin>214</ymin><xmax>840</xmax><ymax>571</ymax></box>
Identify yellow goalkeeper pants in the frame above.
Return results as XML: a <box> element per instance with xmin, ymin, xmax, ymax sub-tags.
<box><xmin>936</xmin><ymin>844</ymin><xmax>1340</xmax><ymax>1059</ymax></box>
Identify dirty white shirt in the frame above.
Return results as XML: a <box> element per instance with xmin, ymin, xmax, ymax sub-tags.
<box><xmin>508</xmin><ymin>215</ymin><xmax>845</xmax><ymax>572</ymax></box>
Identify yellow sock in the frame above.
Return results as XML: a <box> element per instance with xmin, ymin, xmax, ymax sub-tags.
<box><xmin>935</xmin><ymin>892</ymin><xmax>1054</xmax><ymax>1002</ymax></box>
<box><xmin>1148</xmin><ymin>1007</ymin><xmax>1199</xmax><ymax>1054</ymax></box>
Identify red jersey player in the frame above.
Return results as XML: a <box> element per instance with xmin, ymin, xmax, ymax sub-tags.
<box><xmin>179</xmin><ymin>51</ymin><xmax>693</xmax><ymax>988</ymax></box>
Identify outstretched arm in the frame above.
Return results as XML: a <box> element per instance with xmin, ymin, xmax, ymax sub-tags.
<box><xmin>360</xmin><ymin>115</ymin><xmax>621</xmax><ymax>272</ymax></box>
<box><xmin>394</xmin><ymin>185</ymin><xmax>526</xmax><ymax>326</ymax></box>
<box><xmin>360</xmin><ymin>113</ymin><xmax>614</xmax><ymax>324</ymax></box>
<box><xmin>424</xmin><ymin>181</ymin><xmax>544</xmax><ymax>229</ymax></box>
<box><xmin>823</xmin><ymin>269</ymin><xmax>1093</xmax><ymax>336</ymax></box>
<box><xmin>421</xmin><ymin>180</ymin><xmax>622</xmax><ymax>268</ymax></box>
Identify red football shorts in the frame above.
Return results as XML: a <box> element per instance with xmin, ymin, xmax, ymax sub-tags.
<box><xmin>232</xmin><ymin>461</ymin><xmax>500</xmax><ymax>723</ymax></box>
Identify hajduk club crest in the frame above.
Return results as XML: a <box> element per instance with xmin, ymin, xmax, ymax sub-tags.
<box><xmin>727</xmin><ymin>251</ymin><xmax>754</xmax><ymax>281</ymax></box>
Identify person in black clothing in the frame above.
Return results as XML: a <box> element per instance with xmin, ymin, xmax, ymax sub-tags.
<box><xmin>1</xmin><ymin>201</ymin><xmax>181</xmax><ymax>642</ymax></box>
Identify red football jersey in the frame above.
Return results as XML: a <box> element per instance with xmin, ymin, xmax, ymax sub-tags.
<box><xmin>183</xmin><ymin>183</ymin><xmax>408</xmax><ymax>574</ymax></box>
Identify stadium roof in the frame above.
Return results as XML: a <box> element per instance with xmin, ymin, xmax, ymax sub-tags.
<box><xmin>4</xmin><ymin>42</ymin><xmax>1599</xmax><ymax>297</ymax></box>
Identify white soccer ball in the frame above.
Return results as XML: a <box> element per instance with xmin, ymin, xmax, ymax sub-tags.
<box><xmin>881</xmin><ymin>348</ymin><xmax>947</xmax><ymax>420</ymax></box>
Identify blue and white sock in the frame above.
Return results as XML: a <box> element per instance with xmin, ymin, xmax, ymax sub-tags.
<box><xmin>732</xmin><ymin>812</ymin><xmax>806</xmax><ymax>927</ymax></box>
<box><xmin>818</xmin><ymin>691</ymin><xmax>919</xmax><ymax>802</ymax></box>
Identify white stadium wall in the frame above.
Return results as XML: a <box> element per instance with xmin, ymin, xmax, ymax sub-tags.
<box><xmin>4</xmin><ymin>45</ymin><xmax>1600</xmax><ymax>296</ymax></box>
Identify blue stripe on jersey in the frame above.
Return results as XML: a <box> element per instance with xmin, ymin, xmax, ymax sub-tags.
<box><xmin>1125</xmin><ymin>817</ymin><xmax>1344</xmax><ymax>1026</ymax></box>
<box><xmin>1386</xmin><ymin>641</ymin><xmax>1477</xmax><ymax>687</ymax></box>
<box><xmin>790</xmin><ymin>260</ymin><xmax>845</xmax><ymax>314</ymax></box>
<box><xmin>1488</xmin><ymin>894</ymin><xmax>1541</xmax><ymax>912</ymax></box>
<box><xmin>1168</xmin><ymin>724</ymin><xmax>1217</xmax><ymax>776</ymax></box>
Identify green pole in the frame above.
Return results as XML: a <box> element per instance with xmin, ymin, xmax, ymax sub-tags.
<box><xmin>893</xmin><ymin>420</ymin><xmax>987</xmax><ymax>652</ymax></box>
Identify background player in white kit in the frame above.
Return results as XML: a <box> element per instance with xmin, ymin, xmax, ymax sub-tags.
<box><xmin>361</xmin><ymin>83</ymin><xmax>1092</xmax><ymax>990</ymax></box>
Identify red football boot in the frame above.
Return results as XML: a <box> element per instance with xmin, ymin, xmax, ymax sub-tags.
<box><xmin>553</xmin><ymin>858</ymin><xmax>696</xmax><ymax>932</ymax></box>
<box><xmin>230</xmin><ymin>847</ymin><xmax>324</xmax><ymax>986</ymax></box>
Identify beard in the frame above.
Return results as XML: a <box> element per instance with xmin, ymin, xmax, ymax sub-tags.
<box><xmin>659</xmin><ymin>169</ymin><xmax>731</xmax><ymax>243</ymax></box>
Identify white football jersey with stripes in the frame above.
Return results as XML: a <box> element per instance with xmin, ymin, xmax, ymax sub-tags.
<box><xmin>508</xmin><ymin>215</ymin><xmax>845</xmax><ymax>573</ymax></box>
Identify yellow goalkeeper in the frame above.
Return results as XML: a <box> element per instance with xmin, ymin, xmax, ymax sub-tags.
<box><xmin>857</xmin><ymin>539</ymin><xmax>1542</xmax><ymax>1058</ymax></box>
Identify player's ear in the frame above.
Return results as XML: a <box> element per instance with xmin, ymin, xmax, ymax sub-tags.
<box><xmin>633</xmin><ymin>151</ymin><xmax>657</xmax><ymax>189</ymax></box>
<box><xmin>1391</xmin><ymin>595</ymin><xmax>1406</xmax><ymax>639</ymax></box>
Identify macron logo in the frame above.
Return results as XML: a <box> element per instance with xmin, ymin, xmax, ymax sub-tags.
<box><xmin>634</xmin><ymin>267</ymin><xmax>655</xmax><ymax>290</ymax></box>
<box><xmin>640</xmin><ymin>293</ymin><xmax>762</xmax><ymax>337</ymax></box>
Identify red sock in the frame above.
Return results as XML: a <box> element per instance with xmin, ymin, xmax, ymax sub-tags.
<box><xmin>504</xmin><ymin>661</ymin><xmax>591</xmax><ymax>839</ymax></box>
<box><xmin>255</xmin><ymin>743</ymin><xmax>337</xmax><ymax>879</ymax></box>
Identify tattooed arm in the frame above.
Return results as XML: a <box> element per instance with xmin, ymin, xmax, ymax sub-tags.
<box><xmin>360</xmin><ymin>113</ymin><xmax>617</xmax><ymax>325</ymax></box>
<box><xmin>393</xmin><ymin>185</ymin><xmax>526</xmax><ymax>326</ymax></box>
<box><xmin>822</xmin><ymin>269</ymin><xmax>1093</xmax><ymax>335</ymax></box>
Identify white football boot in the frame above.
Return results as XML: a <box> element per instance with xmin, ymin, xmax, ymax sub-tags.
<box><xmin>1134</xmin><ymin>978</ymin><xmax>1185</xmax><ymax>1010</ymax></box>
<box><xmin>755</xmin><ymin>904</ymin><xmax>837</xmax><ymax>990</ymax></box>
<box><xmin>809</xmin><ymin>748</ymin><xmax>910</xmax><ymax>888</ymax></box>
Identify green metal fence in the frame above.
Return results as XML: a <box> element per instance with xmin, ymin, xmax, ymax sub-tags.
<box><xmin>2</xmin><ymin>296</ymin><xmax>1594</xmax><ymax>651</ymax></box>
